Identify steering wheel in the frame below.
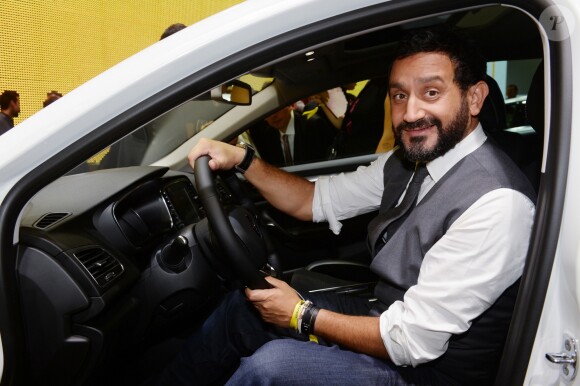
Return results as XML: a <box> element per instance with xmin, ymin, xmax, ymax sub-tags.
<box><xmin>193</xmin><ymin>155</ymin><xmax>273</xmax><ymax>290</ymax></box>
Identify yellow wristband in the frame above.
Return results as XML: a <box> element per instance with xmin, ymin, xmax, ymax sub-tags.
<box><xmin>289</xmin><ymin>300</ymin><xmax>304</xmax><ymax>331</ymax></box>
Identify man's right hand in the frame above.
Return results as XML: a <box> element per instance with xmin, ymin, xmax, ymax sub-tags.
<box><xmin>187</xmin><ymin>138</ymin><xmax>246</xmax><ymax>172</ymax></box>
<box><xmin>189</xmin><ymin>137</ymin><xmax>314</xmax><ymax>222</ymax></box>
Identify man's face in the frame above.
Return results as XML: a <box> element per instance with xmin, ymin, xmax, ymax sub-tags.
<box><xmin>506</xmin><ymin>85</ymin><xmax>517</xmax><ymax>98</ymax></box>
<box><xmin>265</xmin><ymin>107</ymin><xmax>292</xmax><ymax>133</ymax></box>
<box><xmin>389</xmin><ymin>52</ymin><xmax>479</xmax><ymax>162</ymax></box>
<box><xmin>11</xmin><ymin>97</ymin><xmax>20</xmax><ymax>118</ymax></box>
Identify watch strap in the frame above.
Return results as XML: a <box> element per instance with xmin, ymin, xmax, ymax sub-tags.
<box><xmin>235</xmin><ymin>143</ymin><xmax>255</xmax><ymax>174</ymax></box>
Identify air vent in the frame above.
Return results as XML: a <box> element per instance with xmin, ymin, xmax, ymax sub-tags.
<box><xmin>33</xmin><ymin>212</ymin><xmax>71</xmax><ymax>229</ymax></box>
<box><xmin>74</xmin><ymin>248</ymin><xmax>124</xmax><ymax>287</ymax></box>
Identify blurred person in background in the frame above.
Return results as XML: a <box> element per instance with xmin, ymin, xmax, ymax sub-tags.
<box><xmin>0</xmin><ymin>90</ymin><xmax>20</xmax><ymax>135</ymax></box>
<box><xmin>506</xmin><ymin>83</ymin><xmax>518</xmax><ymax>99</ymax></box>
<box><xmin>43</xmin><ymin>91</ymin><xmax>63</xmax><ymax>108</ymax></box>
<box><xmin>160</xmin><ymin>23</ymin><xmax>187</xmax><ymax>40</ymax></box>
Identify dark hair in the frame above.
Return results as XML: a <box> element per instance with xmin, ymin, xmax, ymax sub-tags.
<box><xmin>392</xmin><ymin>28</ymin><xmax>487</xmax><ymax>91</ymax></box>
<box><xmin>160</xmin><ymin>23</ymin><xmax>187</xmax><ymax>40</ymax></box>
<box><xmin>43</xmin><ymin>91</ymin><xmax>62</xmax><ymax>108</ymax></box>
<box><xmin>0</xmin><ymin>90</ymin><xmax>19</xmax><ymax>110</ymax></box>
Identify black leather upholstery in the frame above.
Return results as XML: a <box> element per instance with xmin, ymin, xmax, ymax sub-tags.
<box><xmin>483</xmin><ymin>70</ymin><xmax>543</xmax><ymax>192</ymax></box>
<box><xmin>480</xmin><ymin>75</ymin><xmax>508</xmax><ymax>132</ymax></box>
<box><xmin>522</xmin><ymin>62</ymin><xmax>544</xmax><ymax>191</ymax></box>
<box><xmin>526</xmin><ymin>62</ymin><xmax>545</xmax><ymax>135</ymax></box>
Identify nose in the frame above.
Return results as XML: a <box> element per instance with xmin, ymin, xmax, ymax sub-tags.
<box><xmin>403</xmin><ymin>94</ymin><xmax>426</xmax><ymax>123</ymax></box>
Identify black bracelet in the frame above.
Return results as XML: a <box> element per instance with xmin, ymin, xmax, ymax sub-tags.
<box><xmin>234</xmin><ymin>143</ymin><xmax>255</xmax><ymax>174</ymax></box>
<box><xmin>301</xmin><ymin>303</ymin><xmax>320</xmax><ymax>335</ymax></box>
<box><xmin>308</xmin><ymin>306</ymin><xmax>319</xmax><ymax>335</ymax></box>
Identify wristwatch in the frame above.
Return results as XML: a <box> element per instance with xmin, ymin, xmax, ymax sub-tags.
<box><xmin>234</xmin><ymin>143</ymin><xmax>256</xmax><ymax>174</ymax></box>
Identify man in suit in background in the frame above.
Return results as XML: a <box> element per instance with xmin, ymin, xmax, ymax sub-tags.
<box><xmin>249</xmin><ymin>105</ymin><xmax>335</xmax><ymax>166</ymax></box>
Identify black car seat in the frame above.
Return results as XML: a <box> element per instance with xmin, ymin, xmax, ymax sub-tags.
<box><xmin>480</xmin><ymin>74</ymin><xmax>508</xmax><ymax>132</ymax></box>
<box><xmin>483</xmin><ymin>71</ymin><xmax>543</xmax><ymax>193</ymax></box>
<box><xmin>482</xmin><ymin>75</ymin><xmax>532</xmax><ymax>167</ymax></box>
<box><xmin>522</xmin><ymin>62</ymin><xmax>544</xmax><ymax>191</ymax></box>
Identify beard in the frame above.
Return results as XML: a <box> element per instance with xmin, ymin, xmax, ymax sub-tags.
<box><xmin>395</xmin><ymin>99</ymin><xmax>469</xmax><ymax>162</ymax></box>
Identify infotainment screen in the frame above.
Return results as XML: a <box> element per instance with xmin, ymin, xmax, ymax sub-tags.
<box><xmin>163</xmin><ymin>179</ymin><xmax>201</xmax><ymax>226</ymax></box>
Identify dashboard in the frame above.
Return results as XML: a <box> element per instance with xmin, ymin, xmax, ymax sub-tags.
<box><xmin>17</xmin><ymin>166</ymin><xmax>228</xmax><ymax>384</ymax></box>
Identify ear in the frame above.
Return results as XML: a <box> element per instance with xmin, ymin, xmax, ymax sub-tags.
<box><xmin>467</xmin><ymin>80</ymin><xmax>489</xmax><ymax>116</ymax></box>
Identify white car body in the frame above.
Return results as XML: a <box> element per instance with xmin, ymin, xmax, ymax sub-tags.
<box><xmin>0</xmin><ymin>0</ymin><xmax>579</xmax><ymax>384</ymax></box>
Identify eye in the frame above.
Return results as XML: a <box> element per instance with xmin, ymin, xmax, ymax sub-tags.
<box><xmin>425</xmin><ymin>89</ymin><xmax>439</xmax><ymax>99</ymax></box>
<box><xmin>391</xmin><ymin>93</ymin><xmax>407</xmax><ymax>103</ymax></box>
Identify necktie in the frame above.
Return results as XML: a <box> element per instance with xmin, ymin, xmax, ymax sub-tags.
<box><xmin>367</xmin><ymin>163</ymin><xmax>428</xmax><ymax>255</ymax></box>
<box><xmin>282</xmin><ymin>134</ymin><xmax>294</xmax><ymax>166</ymax></box>
<box><xmin>344</xmin><ymin>98</ymin><xmax>360</xmax><ymax>134</ymax></box>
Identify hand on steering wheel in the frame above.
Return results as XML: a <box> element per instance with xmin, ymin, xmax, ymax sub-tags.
<box><xmin>194</xmin><ymin>155</ymin><xmax>273</xmax><ymax>289</ymax></box>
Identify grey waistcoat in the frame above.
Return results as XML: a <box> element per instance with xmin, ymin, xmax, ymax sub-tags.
<box><xmin>368</xmin><ymin>140</ymin><xmax>536</xmax><ymax>385</ymax></box>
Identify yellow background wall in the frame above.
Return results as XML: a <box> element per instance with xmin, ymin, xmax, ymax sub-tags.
<box><xmin>0</xmin><ymin>0</ymin><xmax>243</xmax><ymax>125</ymax></box>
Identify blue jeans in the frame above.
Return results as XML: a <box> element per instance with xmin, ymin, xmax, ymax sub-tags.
<box><xmin>157</xmin><ymin>289</ymin><xmax>448</xmax><ymax>385</ymax></box>
<box><xmin>227</xmin><ymin>339</ymin><xmax>444</xmax><ymax>386</ymax></box>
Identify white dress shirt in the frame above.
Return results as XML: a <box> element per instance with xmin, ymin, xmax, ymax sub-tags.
<box><xmin>312</xmin><ymin>124</ymin><xmax>536</xmax><ymax>366</ymax></box>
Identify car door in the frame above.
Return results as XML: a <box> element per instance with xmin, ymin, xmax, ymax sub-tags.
<box><xmin>523</xmin><ymin>45</ymin><xmax>580</xmax><ymax>383</ymax></box>
<box><xmin>525</xmin><ymin>212</ymin><xmax>580</xmax><ymax>386</ymax></box>
<box><xmin>491</xmin><ymin>2</ymin><xmax>578</xmax><ymax>385</ymax></box>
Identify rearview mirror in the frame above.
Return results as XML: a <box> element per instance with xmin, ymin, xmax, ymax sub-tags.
<box><xmin>210</xmin><ymin>80</ymin><xmax>252</xmax><ymax>105</ymax></box>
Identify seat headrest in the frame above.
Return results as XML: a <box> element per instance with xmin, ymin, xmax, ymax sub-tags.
<box><xmin>525</xmin><ymin>61</ymin><xmax>544</xmax><ymax>135</ymax></box>
<box><xmin>480</xmin><ymin>75</ymin><xmax>507</xmax><ymax>132</ymax></box>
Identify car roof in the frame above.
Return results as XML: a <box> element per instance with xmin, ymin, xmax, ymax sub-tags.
<box><xmin>253</xmin><ymin>6</ymin><xmax>541</xmax><ymax>106</ymax></box>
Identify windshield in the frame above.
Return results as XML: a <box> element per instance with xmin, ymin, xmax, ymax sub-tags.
<box><xmin>70</xmin><ymin>75</ymin><xmax>272</xmax><ymax>174</ymax></box>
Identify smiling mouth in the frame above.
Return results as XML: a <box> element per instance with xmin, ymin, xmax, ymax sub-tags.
<box><xmin>404</xmin><ymin>124</ymin><xmax>436</xmax><ymax>133</ymax></box>
<box><xmin>396</xmin><ymin>116</ymin><xmax>441</xmax><ymax>135</ymax></box>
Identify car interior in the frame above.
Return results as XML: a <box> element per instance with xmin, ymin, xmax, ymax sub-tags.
<box><xmin>12</xmin><ymin>4</ymin><xmax>547</xmax><ymax>385</ymax></box>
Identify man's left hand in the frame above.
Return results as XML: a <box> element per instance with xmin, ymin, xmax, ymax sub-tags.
<box><xmin>245</xmin><ymin>276</ymin><xmax>302</xmax><ymax>329</ymax></box>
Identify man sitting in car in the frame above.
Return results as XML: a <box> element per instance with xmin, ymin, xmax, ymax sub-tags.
<box><xmin>159</xmin><ymin>27</ymin><xmax>536</xmax><ymax>386</ymax></box>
